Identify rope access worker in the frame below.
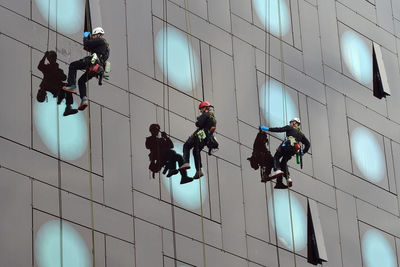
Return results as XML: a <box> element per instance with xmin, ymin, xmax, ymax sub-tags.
<box><xmin>259</xmin><ymin>118</ymin><xmax>310</xmax><ymax>188</ymax></box>
<box><xmin>36</xmin><ymin>51</ymin><xmax>78</xmax><ymax>116</ymax></box>
<box><xmin>179</xmin><ymin>101</ymin><xmax>217</xmax><ymax>179</ymax></box>
<box><xmin>63</xmin><ymin>27</ymin><xmax>110</xmax><ymax>111</ymax></box>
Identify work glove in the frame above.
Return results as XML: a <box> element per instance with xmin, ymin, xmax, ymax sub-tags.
<box><xmin>301</xmin><ymin>152</ymin><xmax>305</xmax><ymax>156</ymax></box>
<box><xmin>83</xmin><ymin>32</ymin><xmax>90</xmax><ymax>38</ymax></box>
<box><xmin>259</xmin><ymin>125</ymin><xmax>269</xmax><ymax>131</ymax></box>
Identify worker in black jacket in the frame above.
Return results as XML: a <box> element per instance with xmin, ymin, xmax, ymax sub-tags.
<box><xmin>180</xmin><ymin>101</ymin><xmax>217</xmax><ymax>179</ymax></box>
<box><xmin>260</xmin><ymin>118</ymin><xmax>310</xmax><ymax>187</ymax></box>
<box><xmin>63</xmin><ymin>27</ymin><xmax>110</xmax><ymax>111</ymax></box>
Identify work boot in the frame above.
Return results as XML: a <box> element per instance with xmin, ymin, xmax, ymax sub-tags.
<box><xmin>162</xmin><ymin>167</ymin><xmax>168</xmax><ymax>175</ymax></box>
<box><xmin>63</xmin><ymin>105</ymin><xmax>78</xmax><ymax>117</ymax></box>
<box><xmin>78</xmin><ymin>97</ymin><xmax>88</xmax><ymax>111</ymax></box>
<box><xmin>166</xmin><ymin>169</ymin><xmax>179</xmax><ymax>177</ymax></box>
<box><xmin>269</xmin><ymin>169</ymin><xmax>284</xmax><ymax>179</ymax></box>
<box><xmin>63</xmin><ymin>85</ymin><xmax>77</xmax><ymax>94</ymax></box>
<box><xmin>179</xmin><ymin>163</ymin><xmax>191</xmax><ymax>171</ymax></box>
<box><xmin>287</xmin><ymin>178</ymin><xmax>293</xmax><ymax>187</ymax></box>
<box><xmin>180</xmin><ymin>175</ymin><xmax>193</xmax><ymax>184</ymax></box>
<box><xmin>193</xmin><ymin>170</ymin><xmax>204</xmax><ymax>179</ymax></box>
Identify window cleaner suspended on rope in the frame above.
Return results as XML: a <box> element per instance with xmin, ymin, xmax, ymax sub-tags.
<box><xmin>259</xmin><ymin>118</ymin><xmax>310</xmax><ymax>188</ymax></box>
<box><xmin>63</xmin><ymin>27</ymin><xmax>110</xmax><ymax>111</ymax></box>
<box><xmin>179</xmin><ymin>101</ymin><xmax>218</xmax><ymax>180</ymax></box>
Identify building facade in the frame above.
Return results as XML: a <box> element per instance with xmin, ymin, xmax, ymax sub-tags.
<box><xmin>1</xmin><ymin>0</ymin><xmax>400</xmax><ymax>266</ymax></box>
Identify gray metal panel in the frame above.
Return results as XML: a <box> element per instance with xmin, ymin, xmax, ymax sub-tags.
<box><xmin>0</xmin><ymin>168</ymin><xmax>31</xmax><ymax>267</ymax></box>
<box><xmin>346</xmin><ymin>97</ymin><xmax>400</xmax><ymax>143</ymax></box>
<box><xmin>218</xmin><ymin>160</ymin><xmax>247</xmax><ymax>257</ymax></box>
<box><xmin>241</xmin><ymin>146</ymin><xmax>270</xmax><ymax>242</ymax></box>
<box><xmin>133</xmin><ymin>191</ymin><xmax>173</xmax><ymax>230</ymax></box>
<box><xmin>391</xmin><ymin>141</ymin><xmax>400</xmax><ymax>209</ymax></box>
<box><xmin>336</xmin><ymin>2</ymin><xmax>396</xmax><ymax>53</ymax></box>
<box><xmin>299</xmin><ymin>0</ymin><xmax>324</xmax><ymax>82</ymax></box>
<box><xmin>230</xmin><ymin>0</ymin><xmax>252</xmax><ymax>22</ymax></box>
<box><xmin>317</xmin><ymin>204</ymin><xmax>343</xmax><ymax>267</ymax></box>
<box><xmin>205</xmin><ymin>245</ymin><xmax>248</xmax><ymax>266</ymax></box>
<box><xmin>106</xmin><ymin>235</ymin><xmax>135</xmax><ymax>266</ymax></box>
<box><xmin>89</xmin><ymin>0</ymin><xmax>103</xmax><ymax>28</ymax></box>
<box><xmin>33</xmin><ymin>181</ymin><xmax>59</xmax><ymax>216</ymax></box>
<box><xmin>232</xmin><ymin>14</ymin><xmax>266</xmax><ymax>52</ymax></box>
<box><xmin>334</xmin><ymin>166</ymin><xmax>398</xmax><ymax>215</ymax></box>
<box><xmin>247</xmin><ymin>235</ymin><xmax>279</xmax><ymax>266</ymax></box>
<box><xmin>308</xmin><ymin>98</ymin><xmax>334</xmax><ymax>185</ymax></box>
<box><xmin>318</xmin><ymin>0</ymin><xmax>341</xmax><ymax>72</ymax></box>
<box><xmin>0</xmin><ymin>137</ymin><xmax>59</xmax><ymax>186</ymax></box>
<box><xmin>93</xmin><ymin>202</ymin><xmax>134</xmax><ymax>242</ymax></box>
<box><xmin>127</xmin><ymin>0</ymin><xmax>154</xmax><ymax>77</ymax></box>
<box><xmin>102</xmin><ymin>108</ymin><xmax>133</xmax><ymax>213</ymax></box>
<box><xmin>356</xmin><ymin>198</ymin><xmax>400</xmax><ymax>238</ymax></box>
<box><xmin>324</xmin><ymin>65</ymin><xmax>387</xmax><ymax>116</ymax></box>
<box><xmin>336</xmin><ymin>190</ymin><xmax>363</xmax><ymax>267</ymax></box>
<box><xmin>338</xmin><ymin>0</ymin><xmax>376</xmax><ymax>22</ymax></box>
<box><xmin>290</xmin><ymin>0</ymin><xmax>302</xmax><ymax>50</ymax></box>
<box><xmin>175</xmin><ymin>234</ymin><xmax>205</xmax><ymax>267</ymax></box>
<box><xmin>208</xmin><ymin>0</ymin><xmax>231</xmax><ymax>31</ymax></box>
<box><xmin>135</xmin><ymin>219</ymin><xmax>163</xmax><ymax>267</ymax></box>
<box><xmin>0</xmin><ymin>5</ymin><xmax>33</xmax><ymax>45</ymax></box>
<box><xmin>376</xmin><ymin>0</ymin><xmax>395</xmax><ymax>33</ymax></box>
<box><xmin>233</xmin><ymin>37</ymin><xmax>260</xmax><ymax>127</ymax></box>
<box><xmin>308</xmin><ymin>199</ymin><xmax>328</xmax><ymax>262</ymax></box>
<box><xmin>61</xmin><ymin>190</ymin><xmax>92</xmax><ymax>228</ymax></box>
<box><xmin>0</xmin><ymin>35</ymin><xmax>31</xmax><ymax>145</ymax></box>
<box><xmin>326</xmin><ymin>87</ymin><xmax>352</xmax><ymax>171</ymax></box>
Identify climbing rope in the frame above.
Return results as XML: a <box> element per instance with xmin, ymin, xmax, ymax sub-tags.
<box><xmin>83</xmin><ymin>0</ymin><xmax>97</xmax><ymax>265</ymax></box>
<box><xmin>182</xmin><ymin>1</ymin><xmax>207</xmax><ymax>266</ymax></box>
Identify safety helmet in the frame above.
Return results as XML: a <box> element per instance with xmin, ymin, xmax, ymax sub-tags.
<box><xmin>92</xmin><ymin>27</ymin><xmax>105</xmax><ymax>35</ymax></box>
<box><xmin>290</xmin><ymin>117</ymin><xmax>301</xmax><ymax>125</ymax></box>
<box><xmin>199</xmin><ymin>101</ymin><xmax>212</xmax><ymax>110</ymax></box>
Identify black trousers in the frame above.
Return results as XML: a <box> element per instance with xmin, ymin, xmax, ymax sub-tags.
<box><xmin>273</xmin><ymin>145</ymin><xmax>296</xmax><ymax>176</ymax></box>
<box><xmin>67</xmin><ymin>56</ymin><xmax>95</xmax><ymax>98</ymax></box>
<box><xmin>183</xmin><ymin>135</ymin><xmax>204</xmax><ymax>171</ymax></box>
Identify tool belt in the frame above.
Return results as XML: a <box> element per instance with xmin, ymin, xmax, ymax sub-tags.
<box><xmin>282</xmin><ymin>136</ymin><xmax>301</xmax><ymax>153</ymax></box>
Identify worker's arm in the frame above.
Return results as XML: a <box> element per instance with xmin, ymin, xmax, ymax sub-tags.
<box><xmin>268</xmin><ymin>125</ymin><xmax>292</xmax><ymax>133</ymax></box>
<box><xmin>301</xmin><ymin>136</ymin><xmax>310</xmax><ymax>154</ymax></box>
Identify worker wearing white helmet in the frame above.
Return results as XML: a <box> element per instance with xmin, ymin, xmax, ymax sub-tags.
<box><xmin>63</xmin><ymin>26</ymin><xmax>110</xmax><ymax>111</ymax></box>
<box><xmin>259</xmin><ymin>117</ymin><xmax>310</xmax><ymax>188</ymax></box>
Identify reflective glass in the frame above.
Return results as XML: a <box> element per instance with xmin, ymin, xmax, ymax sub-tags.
<box><xmin>34</xmin><ymin>0</ymin><xmax>85</xmax><ymax>35</ymax></box>
<box><xmin>259</xmin><ymin>79</ymin><xmax>298</xmax><ymax>136</ymax></box>
<box><xmin>350</xmin><ymin>126</ymin><xmax>385</xmax><ymax>183</ymax></box>
<box><xmin>162</xmin><ymin>142</ymin><xmax>207</xmax><ymax>210</ymax></box>
<box><xmin>268</xmin><ymin>190</ymin><xmax>307</xmax><ymax>252</ymax></box>
<box><xmin>341</xmin><ymin>31</ymin><xmax>372</xmax><ymax>84</ymax></box>
<box><xmin>35</xmin><ymin>220</ymin><xmax>91</xmax><ymax>267</ymax></box>
<box><xmin>253</xmin><ymin>0</ymin><xmax>291</xmax><ymax>36</ymax></box>
<box><xmin>362</xmin><ymin>229</ymin><xmax>396</xmax><ymax>267</ymax></box>
<box><xmin>34</xmin><ymin>91</ymin><xmax>88</xmax><ymax>160</ymax></box>
<box><xmin>155</xmin><ymin>26</ymin><xmax>200</xmax><ymax>92</ymax></box>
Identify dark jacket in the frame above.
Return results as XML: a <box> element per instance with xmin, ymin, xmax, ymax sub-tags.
<box><xmin>268</xmin><ymin>125</ymin><xmax>310</xmax><ymax>153</ymax></box>
<box><xmin>83</xmin><ymin>37</ymin><xmax>109</xmax><ymax>62</ymax></box>
<box><xmin>195</xmin><ymin>112</ymin><xmax>216</xmax><ymax>132</ymax></box>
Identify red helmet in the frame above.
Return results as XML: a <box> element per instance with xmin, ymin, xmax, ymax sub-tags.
<box><xmin>199</xmin><ymin>101</ymin><xmax>211</xmax><ymax>110</ymax></box>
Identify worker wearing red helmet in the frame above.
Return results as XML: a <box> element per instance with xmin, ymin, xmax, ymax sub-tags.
<box><xmin>259</xmin><ymin>118</ymin><xmax>310</xmax><ymax>188</ymax></box>
<box><xmin>179</xmin><ymin>101</ymin><xmax>217</xmax><ymax>179</ymax></box>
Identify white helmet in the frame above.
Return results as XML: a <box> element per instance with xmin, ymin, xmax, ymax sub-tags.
<box><xmin>92</xmin><ymin>27</ymin><xmax>105</xmax><ymax>35</ymax></box>
<box><xmin>290</xmin><ymin>117</ymin><xmax>301</xmax><ymax>125</ymax></box>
